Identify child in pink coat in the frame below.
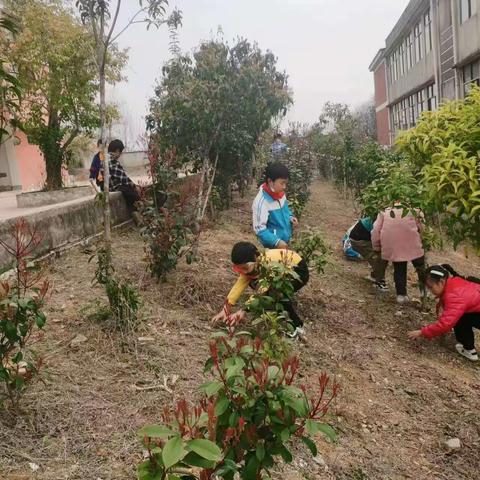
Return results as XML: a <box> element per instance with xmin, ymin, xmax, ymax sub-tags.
<box><xmin>371</xmin><ymin>206</ymin><xmax>426</xmax><ymax>303</ymax></box>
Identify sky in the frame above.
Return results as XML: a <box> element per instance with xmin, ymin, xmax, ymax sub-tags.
<box><xmin>109</xmin><ymin>0</ymin><xmax>411</xmax><ymax>148</ymax></box>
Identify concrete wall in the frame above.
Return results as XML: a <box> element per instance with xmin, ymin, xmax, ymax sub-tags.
<box><xmin>456</xmin><ymin>12</ymin><xmax>480</xmax><ymax>64</ymax></box>
<box><xmin>0</xmin><ymin>192</ymin><xmax>130</xmax><ymax>271</ymax></box>
<box><xmin>388</xmin><ymin>51</ymin><xmax>436</xmax><ymax>102</ymax></box>
<box><xmin>0</xmin><ymin>138</ymin><xmax>22</xmax><ymax>191</ymax></box>
<box><xmin>121</xmin><ymin>151</ymin><xmax>148</xmax><ymax>168</ymax></box>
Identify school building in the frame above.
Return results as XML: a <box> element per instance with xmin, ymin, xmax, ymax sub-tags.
<box><xmin>0</xmin><ymin>132</ymin><xmax>46</xmax><ymax>192</ymax></box>
<box><xmin>369</xmin><ymin>0</ymin><xmax>480</xmax><ymax>146</ymax></box>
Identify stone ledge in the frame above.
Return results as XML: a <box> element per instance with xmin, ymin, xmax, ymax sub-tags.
<box><xmin>16</xmin><ymin>185</ymin><xmax>93</xmax><ymax>208</ymax></box>
<box><xmin>0</xmin><ymin>192</ymin><xmax>130</xmax><ymax>271</ymax></box>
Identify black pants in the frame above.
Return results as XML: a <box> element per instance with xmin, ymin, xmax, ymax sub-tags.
<box><xmin>283</xmin><ymin>259</ymin><xmax>310</xmax><ymax>328</ymax></box>
<box><xmin>454</xmin><ymin>313</ymin><xmax>480</xmax><ymax>350</ymax></box>
<box><xmin>393</xmin><ymin>256</ymin><xmax>426</xmax><ymax>296</ymax></box>
<box><xmin>115</xmin><ymin>185</ymin><xmax>140</xmax><ymax>212</ymax></box>
<box><xmin>250</xmin><ymin>259</ymin><xmax>309</xmax><ymax>328</ymax></box>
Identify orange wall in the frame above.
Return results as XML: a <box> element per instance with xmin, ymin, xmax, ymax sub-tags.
<box><xmin>15</xmin><ymin>131</ymin><xmax>46</xmax><ymax>191</ymax></box>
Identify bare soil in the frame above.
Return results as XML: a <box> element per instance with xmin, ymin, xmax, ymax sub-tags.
<box><xmin>1</xmin><ymin>181</ymin><xmax>479</xmax><ymax>480</ymax></box>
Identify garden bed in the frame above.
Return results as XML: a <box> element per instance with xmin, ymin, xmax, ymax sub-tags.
<box><xmin>0</xmin><ymin>181</ymin><xmax>479</xmax><ymax>479</ymax></box>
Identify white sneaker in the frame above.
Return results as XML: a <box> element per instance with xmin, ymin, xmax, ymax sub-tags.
<box><xmin>287</xmin><ymin>326</ymin><xmax>305</xmax><ymax>339</ymax></box>
<box><xmin>455</xmin><ymin>344</ymin><xmax>479</xmax><ymax>361</ymax></box>
<box><xmin>396</xmin><ymin>295</ymin><xmax>410</xmax><ymax>304</ymax></box>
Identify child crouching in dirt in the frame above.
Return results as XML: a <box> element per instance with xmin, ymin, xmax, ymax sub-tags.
<box><xmin>408</xmin><ymin>265</ymin><xmax>480</xmax><ymax>361</ymax></box>
<box><xmin>212</xmin><ymin>242</ymin><xmax>309</xmax><ymax>338</ymax></box>
<box><xmin>344</xmin><ymin>217</ymin><xmax>388</xmax><ymax>291</ymax></box>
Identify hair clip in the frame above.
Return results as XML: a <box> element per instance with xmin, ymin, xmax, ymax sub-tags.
<box><xmin>430</xmin><ymin>269</ymin><xmax>445</xmax><ymax>277</ymax></box>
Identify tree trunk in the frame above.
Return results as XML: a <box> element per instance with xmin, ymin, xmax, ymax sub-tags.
<box><xmin>44</xmin><ymin>152</ymin><xmax>63</xmax><ymax>190</ymax></box>
<box><xmin>200</xmin><ymin>153</ymin><xmax>218</xmax><ymax>221</ymax></box>
<box><xmin>43</xmin><ymin>113</ymin><xmax>63</xmax><ymax>191</ymax></box>
<box><xmin>99</xmin><ymin>51</ymin><xmax>112</xmax><ymax>248</ymax></box>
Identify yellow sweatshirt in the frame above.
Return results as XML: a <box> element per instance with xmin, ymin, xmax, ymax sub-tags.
<box><xmin>226</xmin><ymin>249</ymin><xmax>302</xmax><ymax>306</ymax></box>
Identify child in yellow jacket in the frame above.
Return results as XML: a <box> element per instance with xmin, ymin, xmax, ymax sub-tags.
<box><xmin>212</xmin><ymin>241</ymin><xmax>309</xmax><ymax>337</ymax></box>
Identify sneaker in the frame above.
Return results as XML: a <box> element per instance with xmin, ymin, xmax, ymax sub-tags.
<box><xmin>455</xmin><ymin>344</ymin><xmax>479</xmax><ymax>361</ymax></box>
<box><xmin>375</xmin><ymin>281</ymin><xmax>389</xmax><ymax>292</ymax></box>
<box><xmin>287</xmin><ymin>326</ymin><xmax>305</xmax><ymax>339</ymax></box>
<box><xmin>396</xmin><ymin>295</ymin><xmax>410</xmax><ymax>304</ymax></box>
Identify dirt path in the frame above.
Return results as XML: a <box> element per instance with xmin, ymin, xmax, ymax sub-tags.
<box><xmin>1</xmin><ymin>181</ymin><xmax>479</xmax><ymax>480</ymax></box>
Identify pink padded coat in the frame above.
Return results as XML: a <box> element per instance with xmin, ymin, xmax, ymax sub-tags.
<box><xmin>421</xmin><ymin>277</ymin><xmax>480</xmax><ymax>338</ymax></box>
<box><xmin>371</xmin><ymin>207</ymin><xmax>424</xmax><ymax>262</ymax></box>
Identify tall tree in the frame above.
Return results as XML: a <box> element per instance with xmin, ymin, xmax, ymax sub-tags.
<box><xmin>147</xmin><ymin>38</ymin><xmax>291</xmax><ymax>224</ymax></box>
<box><xmin>0</xmin><ymin>10</ymin><xmax>21</xmax><ymax>143</ymax></box>
<box><xmin>76</xmin><ymin>0</ymin><xmax>181</xmax><ymax>248</ymax></box>
<box><xmin>1</xmin><ymin>0</ymin><xmax>125</xmax><ymax>190</ymax></box>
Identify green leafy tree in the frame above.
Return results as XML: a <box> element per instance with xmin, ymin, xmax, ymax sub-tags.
<box><xmin>0</xmin><ymin>10</ymin><xmax>21</xmax><ymax>143</ymax></box>
<box><xmin>1</xmin><ymin>0</ymin><xmax>125</xmax><ymax>190</ymax></box>
<box><xmin>396</xmin><ymin>86</ymin><xmax>480</xmax><ymax>250</ymax></box>
<box><xmin>147</xmin><ymin>37</ymin><xmax>291</xmax><ymax>227</ymax></box>
<box><xmin>76</xmin><ymin>0</ymin><xmax>181</xmax><ymax>248</ymax></box>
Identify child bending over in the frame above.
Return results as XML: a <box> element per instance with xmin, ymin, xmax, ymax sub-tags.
<box><xmin>408</xmin><ymin>265</ymin><xmax>480</xmax><ymax>361</ymax></box>
<box><xmin>212</xmin><ymin>242</ymin><xmax>309</xmax><ymax>338</ymax></box>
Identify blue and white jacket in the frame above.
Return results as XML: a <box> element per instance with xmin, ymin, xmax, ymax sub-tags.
<box><xmin>252</xmin><ymin>187</ymin><xmax>293</xmax><ymax>248</ymax></box>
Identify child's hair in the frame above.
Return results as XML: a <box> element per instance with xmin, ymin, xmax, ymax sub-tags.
<box><xmin>231</xmin><ymin>242</ymin><xmax>259</xmax><ymax>264</ymax></box>
<box><xmin>425</xmin><ymin>264</ymin><xmax>454</xmax><ymax>283</ymax></box>
<box><xmin>97</xmin><ymin>138</ymin><xmax>103</xmax><ymax>148</ymax></box>
<box><xmin>265</xmin><ymin>162</ymin><xmax>289</xmax><ymax>182</ymax></box>
<box><xmin>273</xmin><ymin>132</ymin><xmax>282</xmax><ymax>140</ymax></box>
<box><xmin>108</xmin><ymin>139</ymin><xmax>125</xmax><ymax>154</ymax></box>
<box><xmin>425</xmin><ymin>264</ymin><xmax>480</xmax><ymax>285</ymax></box>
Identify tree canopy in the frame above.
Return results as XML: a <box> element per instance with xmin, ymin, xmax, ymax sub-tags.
<box><xmin>1</xmin><ymin>0</ymin><xmax>126</xmax><ymax>189</ymax></box>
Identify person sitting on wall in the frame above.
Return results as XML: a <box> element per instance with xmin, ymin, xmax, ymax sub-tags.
<box><xmin>89</xmin><ymin>139</ymin><xmax>104</xmax><ymax>193</ymax></box>
<box><xmin>107</xmin><ymin>139</ymin><xmax>142</xmax><ymax>224</ymax></box>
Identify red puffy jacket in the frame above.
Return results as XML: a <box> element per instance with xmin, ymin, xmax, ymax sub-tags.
<box><xmin>422</xmin><ymin>277</ymin><xmax>480</xmax><ymax>339</ymax></box>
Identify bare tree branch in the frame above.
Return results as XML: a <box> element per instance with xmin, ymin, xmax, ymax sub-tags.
<box><xmin>110</xmin><ymin>6</ymin><xmax>148</xmax><ymax>43</ymax></box>
<box><xmin>104</xmin><ymin>0</ymin><xmax>122</xmax><ymax>52</ymax></box>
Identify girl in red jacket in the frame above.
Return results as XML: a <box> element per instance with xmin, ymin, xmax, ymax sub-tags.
<box><xmin>408</xmin><ymin>265</ymin><xmax>480</xmax><ymax>361</ymax></box>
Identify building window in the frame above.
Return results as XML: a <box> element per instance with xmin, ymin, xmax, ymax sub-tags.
<box><xmin>406</xmin><ymin>33</ymin><xmax>414</xmax><ymax>69</ymax></box>
<box><xmin>460</xmin><ymin>0</ymin><xmax>477</xmax><ymax>23</ymax></box>
<box><xmin>417</xmin><ymin>90</ymin><xmax>424</xmax><ymax>115</ymax></box>
<box><xmin>426</xmin><ymin>85</ymin><xmax>437</xmax><ymax>110</ymax></box>
<box><xmin>424</xmin><ymin>11</ymin><xmax>432</xmax><ymax>52</ymax></box>
<box><xmin>390</xmin><ymin>84</ymin><xmax>437</xmax><ymax>135</ymax></box>
<box><xmin>414</xmin><ymin>21</ymin><xmax>424</xmax><ymax>62</ymax></box>
<box><xmin>463</xmin><ymin>59</ymin><xmax>480</xmax><ymax>94</ymax></box>
<box><xmin>400</xmin><ymin>42</ymin><xmax>406</xmax><ymax>76</ymax></box>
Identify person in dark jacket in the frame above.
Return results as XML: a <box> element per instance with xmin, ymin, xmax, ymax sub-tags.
<box><xmin>346</xmin><ymin>217</ymin><xmax>388</xmax><ymax>291</ymax></box>
<box><xmin>408</xmin><ymin>264</ymin><xmax>480</xmax><ymax>361</ymax></box>
<box><xmin>89</xmin><ymin>139</ymin><xmax>104</xmax><ymax>193</ymax></box>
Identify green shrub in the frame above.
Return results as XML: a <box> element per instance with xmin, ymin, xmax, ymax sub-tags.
<box><xmin>0</xmin><ymin>219</ymin><xmax>48</xmax><ymax>408</ymax></box>
<box><xmin>138</xmin><ymin>330</ymin><xmax>338</xmax><ymax>480</ymax></box>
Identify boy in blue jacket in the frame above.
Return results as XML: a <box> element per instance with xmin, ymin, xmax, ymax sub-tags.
<box><xmin>252</xmin><ymin>163</ymin><xmax>298</xmax><ymax>248</ymax></box>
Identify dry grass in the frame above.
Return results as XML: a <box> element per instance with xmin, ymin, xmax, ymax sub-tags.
<box><xmin>0</xmin><ymin>183</ymin><xmax>479</xmax><ymax>480</ymax></box>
